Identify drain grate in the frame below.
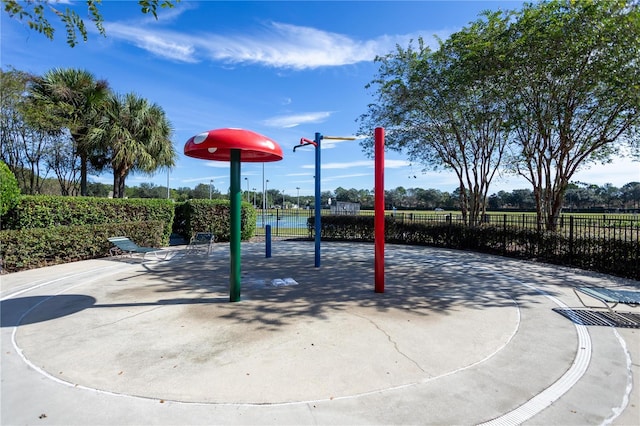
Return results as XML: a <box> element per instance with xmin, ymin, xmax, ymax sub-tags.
<box><xmin>554</xmin><ymin>308</ymin><xmax>640</xmax><ymax>328</ymax></box>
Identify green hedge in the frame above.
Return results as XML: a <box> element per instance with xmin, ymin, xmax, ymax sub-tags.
<box><xmin>0</xmin><ymin>220</ymin><xmax>165</xmax><ymax>273</ymax></box>
<box><xmin>0</xmin><ymin>196</ymin><xmax>259</xmax><ymax>273</ymax></box>
<box><xmin>2</xmin><ymin>196</ymin><xmax>174</xmax><ymax>244</ymax></box>
<box><xmin>308</xmin><ymin>215</ymin><xmax>639</xmax><ymax>280</ymax></box>
<box><xmin>174</xmin><ymin>199</ymin><xmax>256</xmax><ymax>242</ymax></box>
<box><xmin>0</xmin><ymin>161</ymin><xmax>20</xmax><ymax>216</ymax></box>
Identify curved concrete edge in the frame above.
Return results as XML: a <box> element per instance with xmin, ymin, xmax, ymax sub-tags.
<box><xmin>1</xmin><ymin>242</ymin><xmax>638</xmax><ymax>425</ymax></box>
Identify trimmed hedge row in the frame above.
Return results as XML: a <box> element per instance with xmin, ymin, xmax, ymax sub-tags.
<box><xmin>0</xmin><ymin>196</ymin><xmax>260</xmax><ymax>273</ymax></box>
<box><xmin>308</xmin><ymin>215</ymin><xmax>639</xmax><ymax>280</ymax></box>
<box><xmin>0</xmin><ymin>220</ymin><xmax>165</xmax><ymax>273</ymax></box>
<box><xmin>2</xmin><ymin>196</ymin><xmax>175</xmax><ymax>244</ymax></box>
<box><xmin>173</xmin><ymin>199</ymin><xmax>256</xmax><ymax>242</ymax></box>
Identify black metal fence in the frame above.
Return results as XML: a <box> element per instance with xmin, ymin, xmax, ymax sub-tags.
<box><xmin>254</xmin><ymin>209</ymin><xmax>640</xmax><ymax>279</ymax></box>
<box><xmin>390</xmin><ymin>211</ymin><xmax>639</xmax><ymax>241</ymax></box>
<box><xmin>256</xmin><ymin>210</ymin><xmax>639</xmax><ymax>239</ymax></box>
<box><xmin>255</xmin><ymin>209</ymin><xmax>313</xmax><ymax>238</ymax></box>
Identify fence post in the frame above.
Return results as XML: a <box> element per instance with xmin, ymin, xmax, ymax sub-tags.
<box><xmin>503</xmin><ymin>214</ymin><xmax>507</xmax><ymax>255</ymax></box>
<box><xmin>568</xmin><ymin>216</ymin><xmax>574</xmax><ymax>264</ymax></box>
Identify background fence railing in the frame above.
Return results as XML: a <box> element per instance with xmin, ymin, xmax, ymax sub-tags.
<box><xmin>255</xmin><ymin>209</ymin><xmax>639</xmax><ymax>240</ymax></box>
<box><xmin>253</xmin><ymin>209</ymin><xmax>639</xmax><ymax>280</ymax></box>
<box><xmin>254</xmin><ymin>209</ymin><xmax>313</xmax><ymax>238</ymax></box>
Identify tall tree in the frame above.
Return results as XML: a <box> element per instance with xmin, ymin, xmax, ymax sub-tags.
<box><xmin>0</xmin><ymin>68</ymin><xmax>65</xmax><ymax>194</ymax></box>
<box><xmin>2</xmin><ymin>0</ymin><xmax>179</xmax><ymax>47</ymax></box>
<box><xmin>505</xmin><ymin>0</ymin><xmax>640</xmax><ymax>229</ymax></box>
<box><xmin>358</xmin><ymin>12</ymin><xmax>511</xmax><ymax>224</ymax></box>
<box><xmin>27</xmin><ymin>68</ymin><xmax>110</xmax><ymax>196</ymax></box>
<box><xmin>0</xmin><ymin>160</ymin><xmax>20</xmax><ymax>217</ymax></box>
<box><xmin>88</xmin><ymin>93</ymin><xmax>176</xmax><ymax>198</ymax></box>
<box><xmin>621</xmin><ymin>182</ymin><xmax>640</xmax><ymax>209</ymax></box>
<box><xmin>0</xmin><ymin>68</ymin><xmax>28</xmax><ymax>177</ymax></box>
<box><xmin>45</xmin><ymin>133</ymin><xmax>81</xmax><ymax>196</ymax></box>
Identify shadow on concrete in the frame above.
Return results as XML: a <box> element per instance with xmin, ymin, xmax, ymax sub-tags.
<box><xmin>3</xmin><ymin>243</ymin><xmax>571</xmax><ymax>330</ymax></box>
<box><xmin>1</xmin><ymin>294</ymin><xmax>232</xmax><ymax>327</ymax></box>
<box><xmin>106</xmin><ymin>242</ymin><xmax>551</xmax><ymax>331</ymax></box>
<box><xmin>1</xmin><ymin>295</ymin><xmax>96</xmax><ymax>327</ymax></box>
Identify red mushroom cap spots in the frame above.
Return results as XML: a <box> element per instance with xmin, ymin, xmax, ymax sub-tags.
<box><xmin>184</xmin><ymin>128</ymin><xmax>283</xmax><ymax>162</ymax></box>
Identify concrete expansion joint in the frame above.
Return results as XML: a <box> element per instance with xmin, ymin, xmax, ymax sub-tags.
<box><xmin>349</xmin><ymin>311</ymin><xmax>426</xmax><ymax>373</ymax></box>
<box><xmin>305</xmin><ymin>402</ymin><xmax>320</xmax><ymax>423</ymax></box>
<box><xmin>91</xmin><ymin>305</ymin><xmax>165</xmax><ymax>329</ymax></box>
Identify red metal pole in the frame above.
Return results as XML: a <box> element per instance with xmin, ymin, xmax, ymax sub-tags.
<box><xmin>374</xmin><ymin>127</ymin><xmax>385</xmax><ymax>293</ymax></box>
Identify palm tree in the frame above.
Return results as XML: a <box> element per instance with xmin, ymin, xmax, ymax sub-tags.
<box><xmin>27</xmin><ymin>68</ymin><xmax>110</xmax><ymax>196</ymax></box>
<box><xmin>89</xmin><ymin>92</ymin><xmax>176</xmax><ymax>198</ymax></box>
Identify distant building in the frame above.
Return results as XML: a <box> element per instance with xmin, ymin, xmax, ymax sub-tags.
<box><xmin>331</xmin><ymin>201</ymin><xmax>360</xmax><ymax>215</ymax></box>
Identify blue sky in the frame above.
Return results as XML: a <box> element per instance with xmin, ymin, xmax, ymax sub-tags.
<box><xmin>2</xmin><ymin>0</ymin><xmax>638</xmax><ymax>198</ymax></box>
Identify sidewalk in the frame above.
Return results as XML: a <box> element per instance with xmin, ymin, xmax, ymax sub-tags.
<box><xmin>1</xmin><ymin>241</ymin><xmax>638</xmax><ymax>425</ymax></box>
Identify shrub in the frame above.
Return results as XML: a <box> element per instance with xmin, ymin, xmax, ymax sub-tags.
<box><xmin>0</xmin><ymin>161</ymin><xmax>20</xmax><ymax>217</ymax></box>
<box><xmin>308</xmin><ymin>215</ymin><xmax>639</xmax><ymax>280</ymax></box>
<box><xmin>0</xmin><ymin>220</ymin><xmax>165</xmax><ymax>273</ymax></box>
<box><xmin>175</xmin><ymin>199</ymin><xmax>256</xmax><ymax>241</ymax></box>
<box><xmin>2</xmin><ymin>196</ymin><xmax>174</xmax><ymax>244</ymax></box>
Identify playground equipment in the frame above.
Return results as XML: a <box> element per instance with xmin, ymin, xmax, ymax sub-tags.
<box><xmin>293</xmin><ymin>128</ymin><xmax>385</xmax><ymax>294</ymax></box>
<box><xmin>375</xmin><ymin>127</ymin><xmax>385</xmax><ymax>293</ymax></box>
<box><xmin>294</xmin><ymin>133</ymin><xmax>356</xmax><ymax>267</ymax></box>
<box><xmin>184</xmin><ymin>128</ymin><xmax>283</xmax><ymax>302</ymax></box>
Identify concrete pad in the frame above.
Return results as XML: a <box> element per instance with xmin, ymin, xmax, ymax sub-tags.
<box><xmin>1</xmin><ymin>241</ymin><xmax>638</xmax><ymax>425</ymax></box>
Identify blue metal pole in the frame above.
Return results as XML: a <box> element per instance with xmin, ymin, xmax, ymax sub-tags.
<box><xmin>314</xmin><ymin>132</ymin><xmax>322</xmax><ymax>267</ymax></box>
<box><xmin>265</xmin><ymin>224</ymin><xmax>272</xmax><ymax>258</ymax></box>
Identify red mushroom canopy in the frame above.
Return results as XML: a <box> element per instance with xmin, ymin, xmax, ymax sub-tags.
<box><xmin>184</xmin><ymin>128</ymin><xmax>283</xmax><ymax>162</ymax></box>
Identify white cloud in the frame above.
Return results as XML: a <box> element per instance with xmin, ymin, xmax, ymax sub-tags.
<box><xmin>321</xmin><ymin>137</ymin><xmax>359</xmax><ymax>150</ymax></box>
<box><xmin>103</xmin><ymin>23</ymin><xmax>197</xmax><ymax>63</ymax></box>
<box><xmin>323</xmin><ymin>173</ymin><xmax>371</xmax><ymax>182</ymax></box>
<box><xmin>263</xmin><ymin>112</ymin><xmax>332</xmax><ymax>128</ymax></box>
<box><xmin>180</xmin><ymin>175</ymin><xmax>226</xmax><ymax>184</ymax></box>
<box><xmin>302</xmin><ymin>159</ymin><xmax>411</xmax><ymax>170</ymax></box>
<box><xmin>286</xmin><ymin>172</ymin><xmax>314</xmax><ymax>177</ymax></box>
<box><xmin>385</xmin><ymin>159</ymin><xmax>413</xmax><ymax>168</ymax></box>
<box><xmin>199</xmin><ymin>22</ymin><xmax>387</xmax><ymax>69</ymax></box>
<box><xmin>203</xmin><ymin>161</ymin><xmax>231</xmax><ymax>168</ymax></box>
<box><xmin>102</xmin><ymin>17</ymin><xmax>445</xmax><ymax>69</ymax></box>
<box><xmin>303</xmin><ymin>160</ymin><xmax>371</xmax><ymax>170</ymax></box>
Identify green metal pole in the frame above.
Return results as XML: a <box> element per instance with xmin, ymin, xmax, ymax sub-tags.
<box><xmin>230</xmin><ymin>149</ymin><xmax>242</xmax><ymax>302</ymax></box>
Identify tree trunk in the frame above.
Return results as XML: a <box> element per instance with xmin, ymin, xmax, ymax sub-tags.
<box><xmin>112</xmin><ymin>167</ymin><xmax>129</xmax><ymax>198</ymax></box>
<box><xmin>118</xmin><ymin>176</ymin><xmax>126</xmax><ymax>199</ymax></box>
<box><xmin>80</xmin><ymin>154</ymin><xmax>88</xmax><ymax>196</ymax></box>
<box><xmin>112</xmin><ymin>174</ymin><xmax>121</xmax><ymax>198</ymax></box>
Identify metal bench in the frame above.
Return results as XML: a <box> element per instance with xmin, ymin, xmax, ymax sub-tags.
<box><xmin>107</xmin><ymin>236</ymin><xmax>170</xmax><ymax>260</ymax></box>
<box><xmin>185</xmin><ymin>232</ymin><xmax>215</xmax><ymax>255</ymax></box>
<box><xmin>573</xmin><ymin>287</ymin><xmax>640</xmax><ymax>312</ymax></box>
